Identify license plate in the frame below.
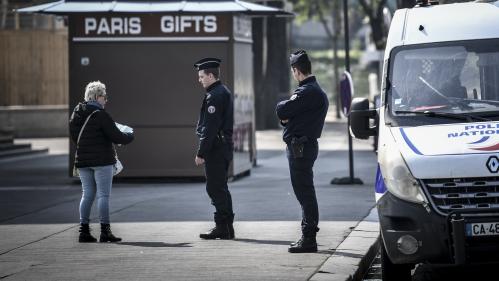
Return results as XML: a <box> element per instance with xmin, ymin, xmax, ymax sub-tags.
<box><xmin>466</xmin><ymin>222</ymin><xmax>499</xmax><ymax>237</ymax></box>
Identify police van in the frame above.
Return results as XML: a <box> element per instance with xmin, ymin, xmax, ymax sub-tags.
<box><xmin>350</xmin><ymin>0</ymin><xmax>499</xmax><ymax>280</ymax></box>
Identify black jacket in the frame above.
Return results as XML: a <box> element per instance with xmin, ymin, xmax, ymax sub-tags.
<box><xmin>276</xmin><ymin>76</ymin><xmax>329</xmax><ymax>142</ymax></box>
<box><xmin>196</xmin><ymin>80</ymin><xmax>234</xmax><ymax>159</ymax></box>
<box><xmin>69</xmin><ymin>102</ymin><xmax>134</xmax><ymax>168</ymax></box>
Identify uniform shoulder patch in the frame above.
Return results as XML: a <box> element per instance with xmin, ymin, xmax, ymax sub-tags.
<box><xmin>207</xmin><ymin>105</ymin><xmax>216</xmax><ymax>114</ymax></box>
<box><xmin>290</xmin><ymin>94</ymin><xmax>298</xmax><ymax>101</ymax></box>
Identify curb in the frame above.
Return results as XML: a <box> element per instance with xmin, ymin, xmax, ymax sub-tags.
<box><xmin>310</xmin><ymin>208</ymin><xmax>380</xmax><ymax>281</ymax></box>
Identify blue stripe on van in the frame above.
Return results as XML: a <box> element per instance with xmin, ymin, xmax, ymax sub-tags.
<box><xmin>399</xmin><ymin>128</ymin><xmax>423</xmax><ymax>155</ymax></box>
<box><xmin>468</xmin><ymin>136</ymin><xmax>489</xmax><ymax>144</ymax></box>
<box><xmin>375</xmin><ymin>165</ymin><xmax>387</xmax><ymax>195</ymax></box>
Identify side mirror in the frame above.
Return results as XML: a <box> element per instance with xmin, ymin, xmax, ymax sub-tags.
<box><xmin>350</xmin><ymin>97</ymin><xmax>377</xmax><ymax>139</ymax></box>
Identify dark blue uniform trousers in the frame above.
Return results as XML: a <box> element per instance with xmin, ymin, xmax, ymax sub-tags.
<box><xmin>204</xmin><ymin>144</ymin><xmax>233</xmax><ymax>224</ymax></box>
<box><xmin>287</xmin><ymin>139</ymin><xmax>319</xmax><ymax>237</ymax></box>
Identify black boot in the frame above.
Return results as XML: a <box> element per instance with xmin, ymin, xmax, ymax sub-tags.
<box><xmin>291</xmin><ymin>227</ymin><xmax>319</xmax><ymax>246</ymax></box>
<box><xmin>100</xmin><ymin>223</ymin><xmax>122</xmax><ymax>243</ymax></box>
<box><xmin>288</xmin><ymin>236</ymin><xmax>317</xmax><ymax>253</ymax></box>
<box><xmin>290</xmin><ymin>236</ymin><xmax>301</xmax><ymax>246</ymax></box>
<box><xmin>79</xmin><ymin>224</ymin><xmax>97</xmax><ymax>243</ymax></box>
<box><xmin>199</xmin><ymin>224</ymin><xmax>231</xmax><ymax>240</ymax></box>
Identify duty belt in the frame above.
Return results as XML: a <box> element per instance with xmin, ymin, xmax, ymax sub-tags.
<box><xmin>217</xmin><ymin>131</ymin><xmax>226</xmax><ymax>143</ymax></box>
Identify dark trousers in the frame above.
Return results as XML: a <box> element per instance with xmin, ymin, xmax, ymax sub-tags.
<box><xmin>287</xmin><ymin>139</ymin><xmax>319</xmax><ymax>237</ymax></box>
<box><xmin>204</xmin><ymin>144</ymin><xmax>233</xmax><ymax>224</ymax></box>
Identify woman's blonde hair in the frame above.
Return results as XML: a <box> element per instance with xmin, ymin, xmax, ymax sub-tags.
<box><xmin>84</xmin><ymin>81</ymin><xmax>107</xmax><ymax>101</ymax></box>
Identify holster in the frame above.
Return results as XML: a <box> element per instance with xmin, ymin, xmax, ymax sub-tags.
<box><xmin>217</xmin><ymin>131</ymin><xmax>226</xmax><ymax>144</ymax></box>
<box><xmin>290</xmin><ymin>136</ymin><xmax>308</xmax><ymax>158</ymax></box>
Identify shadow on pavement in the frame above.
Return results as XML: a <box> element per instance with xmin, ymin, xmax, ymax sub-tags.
<box><xmin>234</xmin><ymin>238</ymin><xmax>293</xmax><ymax>246</ymax></box>
<box><xmin>331</xmin><ymin>250</ymin><xmax>363</xmax><ymax>258</ymax></box>
<box><xmin>316</xmin><ymin>249</ymin><xmax>335</xmax><ymax>255</ymax></box>
<box><xmin>117</xmin><ymin>242</ymin><xmax>192</xmax><ymax>248</ymax></box>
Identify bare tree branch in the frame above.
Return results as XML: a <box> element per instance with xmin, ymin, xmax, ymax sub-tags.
<box><xmin>358</xmin><ymin>0</ymin><xmax>373</xmax><ymax>18</ymax></box>
<box><xmin>314</xmin><ymin>0</ymin><xmax>335</xmax><ymax>41</ymax></box>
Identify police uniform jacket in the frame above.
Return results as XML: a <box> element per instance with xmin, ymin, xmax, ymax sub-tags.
<box><xmin>276</xmin><ymin>76</ymin><xmax>329</xmax><ymax>142</ymax></box>
<box><xmin>69</xmin><ymin>102</ymin><xmax>134</xmax><ymax>168</ymax></box>
<box><xmin>196</xmin><ymin>80</ymin><xmax>234</xmax><ymax>159</ymax></box>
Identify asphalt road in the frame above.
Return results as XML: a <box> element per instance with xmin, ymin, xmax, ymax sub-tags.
<box><xmin>0</xmin><ymin>149</ymin><xmax>376</xmax><ymax>224</ymax></box>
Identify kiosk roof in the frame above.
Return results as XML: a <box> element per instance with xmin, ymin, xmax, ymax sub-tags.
<box><xmin>17</xmin><ymin>0</ymin><xmax>294</xmax><ymax>16</ymax></box>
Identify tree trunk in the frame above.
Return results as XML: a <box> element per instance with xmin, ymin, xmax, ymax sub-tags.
<box><xmin>253</xmin><ymin>1</ymin><xmax>290</xmax><ymax>129</ymax></box>
<box><xmin>358</xmin><ymin>0</ymin><xmax>388</xmax><ymax>50</ymax></box>
<box><xmin>261</xmin><ymin>14</ymin><xmax>289</xmax><ymax>129</ymax></box>
<box><xmin>252</xmin><ymin>17</ymin><xmax>266</xmax><ymax>130</ymax></box>
<box><xmin>370</xmin><ymin>17</ymin><xmax>386</xmax><ymax>50</ymax></box>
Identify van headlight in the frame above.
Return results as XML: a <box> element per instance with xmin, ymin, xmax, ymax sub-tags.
<box><xmin>379</xmin><ymin>132</ymin><xmax>427</xmax><ymax>204</ymax></box>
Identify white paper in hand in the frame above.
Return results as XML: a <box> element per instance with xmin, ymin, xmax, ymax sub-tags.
<box><xmin>115</xmin><ymin>122</ymin><xmax>134</xmax><ymax>134</ymax></box>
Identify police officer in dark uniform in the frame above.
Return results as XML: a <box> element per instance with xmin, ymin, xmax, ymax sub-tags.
<box><xmin>194</xmin><ymin>57</ymin><xmax>235</xmax><ymax>240</ymax></box>
<box><xmin>276</xmin><ymin>50</ymin><xmax>329</xmax><ymax>253</ymax></box>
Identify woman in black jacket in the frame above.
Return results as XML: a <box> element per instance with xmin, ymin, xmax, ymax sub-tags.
<box><xmin>69</xmin><ymin>81</ymin><xmax>134</xmax><ymax>243</ymax></box>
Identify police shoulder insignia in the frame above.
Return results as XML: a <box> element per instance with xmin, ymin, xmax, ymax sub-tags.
<box><xmin>207</xmin><ymin>106</ymin><xmax>216</xmax><ymax>114</ymax></box>
<box><xmin>290</xmin><ymin>94</ymin><xmax>298</xmax><ymax>101</ymax></box>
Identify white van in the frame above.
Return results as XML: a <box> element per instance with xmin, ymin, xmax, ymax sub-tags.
<box><xmin>350</xmin><ymin>0</ymin><xmax>499</xmax><ymax>280</ymax></box>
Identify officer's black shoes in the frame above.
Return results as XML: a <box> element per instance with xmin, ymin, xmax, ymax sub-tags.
<box><xmin>79</xmin><ymin>223</ymin><xmax>97</xmax><ymax>243</ymax></box>
<box><xmin>99</xmin><ymin>223</ymin><xmax>122</xmax><ymax>243</ymax></box>
<box><xmin>200</xmin><ymin>224</ymin><xmax>232</xmax><ymax>240</ymax></box>
<box><xmin>290</xmin><ymin>235</ymin><xmax>313</xmax><ymax>246</ymax></box>
<box><xmin>288</xmin><ymin>236</ymin><xmax>317</xmax><ymax>253</ymax></box>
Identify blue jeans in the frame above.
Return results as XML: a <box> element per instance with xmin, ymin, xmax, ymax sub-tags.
<box><xmin>78</xmin><ymin>165</ymin><xmax>114</xmax><ymax>224</ymax></box>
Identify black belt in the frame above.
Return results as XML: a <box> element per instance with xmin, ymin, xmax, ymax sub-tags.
<box><xmin>286</xmin><ymin>135</ymin><xmax>311</xmax><ymax>144</ymax></box>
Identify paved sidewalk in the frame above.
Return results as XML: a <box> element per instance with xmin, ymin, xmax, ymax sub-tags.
<box><xmin>311</xmin><ymin>208</ymin><xmax>379</xmax><ymax>281</ymax></box>
<box><xmin>0</xmin><ymin>121</ymin><xmax>379</xmax><ymax>281</ymax></box>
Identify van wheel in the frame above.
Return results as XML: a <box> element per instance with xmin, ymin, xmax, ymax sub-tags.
<box><xmin>381</xmin><ymin>241</ymin><xmax>412</xmax><ymax>281</ymax></box>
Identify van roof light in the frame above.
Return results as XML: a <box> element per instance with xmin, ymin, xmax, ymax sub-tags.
<box><xmin>415</xmin><ymin>0</ymin><xmax>439</xmax><ymax>7</ymax></box>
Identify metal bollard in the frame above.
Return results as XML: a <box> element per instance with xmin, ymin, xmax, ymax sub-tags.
<box><xmin>451</xmin><ymin>213</ymin><xmax>466</xmax><ymax>265</ymax></box>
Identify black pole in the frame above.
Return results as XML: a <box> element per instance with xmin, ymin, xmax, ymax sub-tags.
<box><xmin>343</xmin><ymin>0</ymin><xmax>355</xmax><ymax>182</ymax></box>
<box><xmin>331</xmin><ymin>0</ymin><xmax>363</xmax><ymax>185</ymax></box>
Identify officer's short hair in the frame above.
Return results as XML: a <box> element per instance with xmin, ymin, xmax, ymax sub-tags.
<box><xmin>202</xmin><ymin>68</ymin><xmax>220</xmax><ymax>79</ymax></box>
<box><xmin>84</xmin><ymin>81</ymin><xmax>107</xmax><ymax>101</ymax></box>
<box><xmin>290</xmin><ymin>50</ymin><xmax>312</xmax><ymax>75</ymax></box>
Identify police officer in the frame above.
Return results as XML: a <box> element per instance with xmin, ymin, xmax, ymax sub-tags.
<box><xmin>194</xmin><ymin>57</ymin><xmax>235</xmax><ymax>240</ymax></box>
<box><xmin>276</xmin><ymin>50</ymin><xmax>329</xmax><ymax>253</ymax></box>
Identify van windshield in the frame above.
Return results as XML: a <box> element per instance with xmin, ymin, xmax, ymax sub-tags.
<box><xmin>389</xmin><ymin>40</ymin><xmax>499</xmax><ymax>119</ymax></box>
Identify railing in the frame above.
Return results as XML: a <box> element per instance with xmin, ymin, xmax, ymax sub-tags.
<box><xmin>1</xmin><ymin>1</ymin><xmax>66</xmax><ymax>30</ymax></box>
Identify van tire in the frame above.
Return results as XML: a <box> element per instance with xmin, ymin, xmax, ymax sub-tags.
<box><xmin>381</xmin><ymin>241</ymin><xmax>412</xmax><ymax>281</ymax></box>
